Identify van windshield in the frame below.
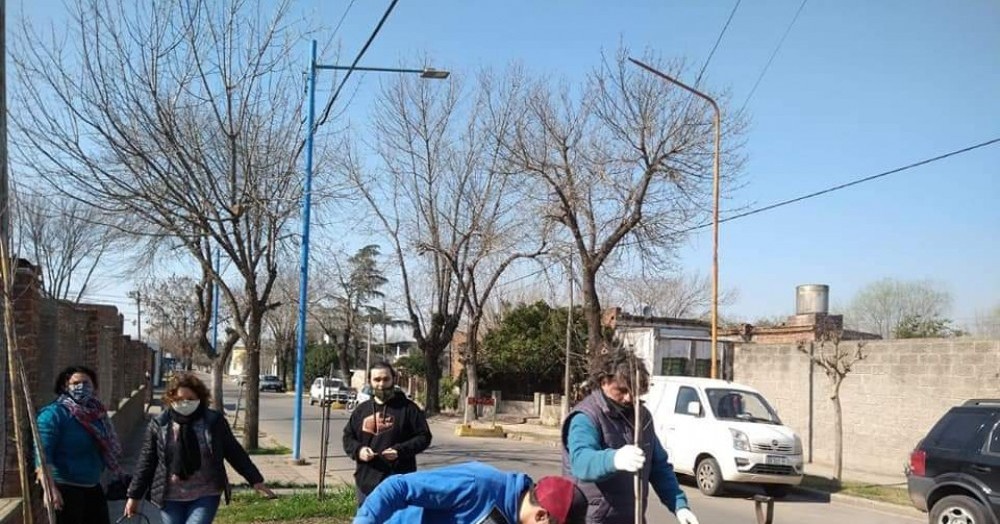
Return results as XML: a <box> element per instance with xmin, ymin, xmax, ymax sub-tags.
<box><xmin>705</xmin><ymin>388</ymin><xmax>781</xmax><ymax>424</ymax></box>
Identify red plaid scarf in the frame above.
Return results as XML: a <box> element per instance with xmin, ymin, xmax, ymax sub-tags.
<box><xmin>57</xmin><ymin>394</ymin><xmax>124</xmax><ymax>475</ymax></box>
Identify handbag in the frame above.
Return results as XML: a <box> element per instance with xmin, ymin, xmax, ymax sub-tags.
<box><xmin>115</xmin><ymin>514</ymin><xmax>151</xmax><ymax>524</ymax></box>
<box><xmin>104</xmin><ymin>474</ymin><xmax>132</xmax><ymax>501</ymax></box>
<box><xmin>114</xmin><ymin>498</ymin><xmax>151</xmax><ymax>524</ymax></box>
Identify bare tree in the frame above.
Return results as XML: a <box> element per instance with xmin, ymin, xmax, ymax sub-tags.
<box><xmin>10</xmin><ymin>0</ymin><xmax>321</xmax><ymax>448</ymax></box>
<box><xmin>499</xmin><ymin>48</ymin><xmax>745</xmax><ymax>353</ymax></box>
<box><xmin>844</xmin><ymin>278</ymin><xmax>952</xmax><ymax>339</ymax></box>
<box><xmin>797</xmin><ymin>332</ymin><xmax>867</xmax><ymax>483</ymax></box>
<box><xmin>13</xmin><ymin>189</ymin><xmax>119</xmax><ymax>302</ymax></box>
<box><xmin>971</xmin><ymin>304</ymin><xmax>1000</xmax><ymax>339</ymax></box>
<box><xmin>602</xmin><ymin>271</ymin><xmax>739</xmax><ymax>319</ymax></box>
<box><xmin>422</xmin><ymin>70</ymin><xmax>549</xmax><ymax>409</ymax></box>
<box><xmin>344</xmin><ymin>68</ymin><xmax>544</xmax><ymax>414</ymax></box>
<box><xmin>262</xmin><ymin>270</ymin><xmax>299</xmax><ymax>390</ymax></box>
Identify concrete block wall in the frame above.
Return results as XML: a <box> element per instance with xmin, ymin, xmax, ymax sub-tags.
<box><xmin>498</xmin><ymin>400</ymin><xmax>537</xmax><ymax>416</ymax></box>
<box><xmin>734</xmin><ymin>338</ymin><xmax>1000</xmax><ymax>478</ymax></box>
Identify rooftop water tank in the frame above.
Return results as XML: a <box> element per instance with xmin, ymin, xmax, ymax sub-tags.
<box><xmin>796</xmin><ymin>284</ymin><xmax>829</xmax><ymax>315</ymax></box>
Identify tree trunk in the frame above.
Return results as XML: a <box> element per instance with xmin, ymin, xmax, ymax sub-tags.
<box><xmin>242</xmin><ymin>311</ymin><xmax>263</xmax><ymax>450</ymax></box>
<box><xmin>832</xmin><ymin>379</ymin><xmax>843</xmax><ymax>484</ymax></box>
<box><xmin>210</xmin><ymin>359</ymin><xmax>226</xmax><ymax>412</ymax></box>
<box><xmin>465</xmin><ymin>318</ymin><xmax>481</xmax><ymax>419</ymax></box>
<box><xmin>423</xmin><ymin>345</ymin><xmax>444</xmax><ymax>416</ymax></box>
<box><xmin>277</xmin><ymin>340</ymin><xmax>291</xmax><ymax>388</ymax></box>
<box><xmin>580</xmin><ymin>264</ymin><xmax>604</xmax><ymax>354</ymax></box>
<box><xmin>338</xmin><ymin>328</ymin><xmax>351</xmax><ymax>380</ymax></box>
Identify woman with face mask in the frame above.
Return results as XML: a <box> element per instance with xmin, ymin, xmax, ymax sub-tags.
<box><xmin>123</xmin><ymin>373</ymin><xmax>275</xmax><ymax>524</ymax></box>
<box><xmin>342</xmin><ymin>361</ymin><xmax>432</xmax><ymax>505</ymax></box>
<box><xmin>35</xmin><ymin>365</ymin><xmax>122</xmax><ymax>524</ymax></box>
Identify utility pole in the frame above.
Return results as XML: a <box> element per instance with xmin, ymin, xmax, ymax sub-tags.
<box><xmin>365</xmin><ymin>317</ymin><xmax>373</xmax><ymax>383</ymax></box>
<box><xmin>211</xmin><ymin>248</ymin><xmax>220</xmax><ymax>356</ymax></box>
<box><xmin>562</xmin><ymin>256</ymin><xmax>574</xmax><ymax>420</ymax></box>
<box><xmin>128</xmin><ymin>290</ymin><xmax>143</xmax><ymax>342</ymax></box>
<box><xmin>381</xmin><ymin>300</ymin><xmax>388</xmax><ymax>361</ymax></box>
<box><xmin>0</xmin><ymin>0</ymin><xmax>7</xmax><ymax>244</ymax></box>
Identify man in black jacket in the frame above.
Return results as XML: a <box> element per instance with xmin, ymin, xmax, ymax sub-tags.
<box><xmin>343</xmin><ymin>362</ymin><xmax>432</xmax><ymax>505</ymax></box>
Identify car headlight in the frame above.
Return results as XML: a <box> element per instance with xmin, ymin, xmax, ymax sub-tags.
<box><xmin>730</xmin><ymin>428</ymin><xmax>750</xmax><ymax>451</ymax></box>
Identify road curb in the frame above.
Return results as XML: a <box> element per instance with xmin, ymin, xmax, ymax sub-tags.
<box><xmin>454</xmin><ymin>424</ymin><xmax>507</xmax><ymax>438</ymax></box>
<box><xmin>794</xmin><ymin>487</ymin><xmax>923</xmax><ymax>519</ymax></box>
<box><xmin>430</xmin><ymin>418</ymin><xmax>563</xmax><ymax>445</ymax></box>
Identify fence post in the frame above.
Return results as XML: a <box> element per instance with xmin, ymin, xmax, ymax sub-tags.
<box><xmin>491</xmin><ymin>391</ymin><xmax>499</xmax><ymax>427</ymax></box>
<box><xmin>463</xmin><ymin>390</ymin><xmax>470</xmax><ymax>426</ymax></box>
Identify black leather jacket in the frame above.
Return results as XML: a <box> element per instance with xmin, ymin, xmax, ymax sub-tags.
<box><xmin>126</xmin><ymin>409</ymin><xmax>263</xmax><ymax>507</ymax></box>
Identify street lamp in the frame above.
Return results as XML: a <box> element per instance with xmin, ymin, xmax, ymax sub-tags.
<box><xmin>628</xmin><ymin>57</ymin><xmax>722</xmax><ymax>379</ymax></box>
<box><xmin>292</xmin><ymin>40</ymin><xmax>449</xmax><ymax>463</ymax></box>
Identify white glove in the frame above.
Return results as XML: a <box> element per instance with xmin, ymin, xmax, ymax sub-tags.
<box><xmin>613</xmin><ymin>445</ymin><xmax>646</xmax><ymax>472</ymax></box>
<box><xmin>676</xmin><ymin>508</ymin><xmax>700</xmax><ymax>524</ymax></box>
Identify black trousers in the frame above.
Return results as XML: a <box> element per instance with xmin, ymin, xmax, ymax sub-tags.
<box><xmin>56</xmin><ymin>484</ymin><xmax>110</xmax><ymax>524</ymax></box>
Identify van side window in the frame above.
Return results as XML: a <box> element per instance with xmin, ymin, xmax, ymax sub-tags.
<box><xmin>674</xmin><ymin>387</ymin><xmax>700</xmax><ymax>416</ymax></box>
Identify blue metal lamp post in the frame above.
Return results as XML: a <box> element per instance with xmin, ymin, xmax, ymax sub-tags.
<box><xmin>291</xmin><ymin>40</ymin><xmax>448</xmax><ymax>462</ymax></box>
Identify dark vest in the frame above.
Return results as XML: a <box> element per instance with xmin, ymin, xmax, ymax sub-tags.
<box><xmin>562</xmin><ymin>390</ymin><xmax>657</xmax><ymax>524</ymax></box>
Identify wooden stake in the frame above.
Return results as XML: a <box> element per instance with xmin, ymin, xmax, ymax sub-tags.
<box><xmin>1</xmin><ymin>251</ymin><xmax>33</xmax><ymax>524</ymax></box>
<box><xmin>633</xmin><ymin>355</ymin><xmax>641</xmax><ymax>524</ymax></box>
<box><xmin>17</xmin><ymin>350</ymin><xmax>55</xmax><ymax>524</ymax></box>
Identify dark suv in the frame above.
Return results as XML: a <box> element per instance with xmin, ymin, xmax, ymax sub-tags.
<box><xmin>907</xmin><ymin>399</ymin><xmax>1000</xmax><ymax>524</ymax></box>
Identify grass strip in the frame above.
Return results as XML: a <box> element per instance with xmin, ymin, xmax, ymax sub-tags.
<box><xmin>800</xmin><ymin>474</ymin><xmax>911</xmax><ymax>506</ymax></box>
<box><xmin>215</xmin><ymin>488</ymin><xmax>356</xmax><ymax>523</ymax></box>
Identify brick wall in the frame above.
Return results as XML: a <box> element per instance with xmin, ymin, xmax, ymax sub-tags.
<box><xmin>734</xmin><ymin>338</ymin><xmax>1000</xmax><ymax>478</ymax></box>
<box><xmin>1</xmin><ymin>261</ymin><xmax>44</xmax><ymax>521</ymax></box>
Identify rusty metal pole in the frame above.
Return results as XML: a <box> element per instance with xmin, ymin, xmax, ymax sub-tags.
<box><xmin>628</xmin><ymin>57</ymin><xmax>722</xmax><ymax>378</ymax></box>
<box><xmin>710</xmin><ymin>107</ymin><xmax>721</xmax><ymax>379</ymax></box>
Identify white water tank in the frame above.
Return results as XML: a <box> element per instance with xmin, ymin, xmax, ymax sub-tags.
<box><xmin>796</xmin><ymin>285</ymin><xmax>829</xmax><ymax>315</ymax></box>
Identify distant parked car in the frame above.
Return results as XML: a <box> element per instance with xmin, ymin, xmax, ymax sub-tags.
<box><xmin>309</xmin><ymin>377</ymin><xmax>350</xmax><ymax>406</ymax></box>
<box><xmin>259</xmin><ymin>375</ymin><xmax>285</xmax><ymax>393</ymax></box>
<box><xmin>907</xmin><ymin>399</ymin><xmax>1000</xmax><ymax>524</ymax></box>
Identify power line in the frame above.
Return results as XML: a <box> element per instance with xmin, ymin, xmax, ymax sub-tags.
<box><xmin>495</xmin><ymin>136</ymin><xmax>1000</xmax><ymax>289</ymax></box>
<box><xmin>676</xmin><ymin>135</ymin><xmax>1000</xmax><ymax>235</ymax></box>
<box><xmin>315</xmin><ymin>0</ymin><xmax>401</xmax><ymax>128</ymax></box>
<box><xmin>695</xmin><ymin>0</ymin><xmax>742</xmax><ymax>85</ymax></box>
<box><xmin>330</xmin><ymin>0</ymin><xmax>358</xmax><ymax>40</ymax></box>
<box><xmin>739</xmin><ymin>0</ymin><xmax>808</xmax><ymax>113</ymax></box>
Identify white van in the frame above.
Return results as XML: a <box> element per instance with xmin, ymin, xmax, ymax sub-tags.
<box><xmin>643</xmin><ymin>376</ymin><xmax>803</xmax><ymax>497</ymax></box>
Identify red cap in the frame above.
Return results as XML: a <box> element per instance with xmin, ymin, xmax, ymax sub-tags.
<box><xmin>534</xmin><ymin>476</ymin><xmax>588</xmax><ymax>524</ymax></box>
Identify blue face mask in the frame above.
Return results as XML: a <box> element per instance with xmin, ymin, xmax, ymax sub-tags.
<box><xmin>68</xmin><ymin>382</ymin><xmax>94</xmax><ymax>402</ymax></box>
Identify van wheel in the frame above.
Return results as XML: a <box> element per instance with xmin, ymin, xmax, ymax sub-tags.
<box><xmin>763</xmin><ymin>485</ymin><xmax>789</xmax><ymax>498</ymax></box>
<box><xmin>696</xmin><ymin>457</ymin><xmax>725</xmax><ymax>496</ymax></box>
<box><xmin>931</xmin><ymin>495</ymin><xmax>987</xmax><ymax>524</ymax></box>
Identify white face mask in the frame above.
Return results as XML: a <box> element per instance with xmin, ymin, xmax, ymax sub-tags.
<box><xmin>172</xmin><ymin>399</ymin><xmax>200</xmax><ymax>416</ymax></box>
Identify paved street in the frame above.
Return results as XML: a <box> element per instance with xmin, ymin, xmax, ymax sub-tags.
<box><xmin>238</xmin><ymin>379</ymin><xmax>922</xmax><ymax>524</ymax></box>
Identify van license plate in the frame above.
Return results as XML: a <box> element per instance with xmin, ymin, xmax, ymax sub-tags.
<box><xmin>766</xmin><ymin>455</ymin><xmax>788</xmax><ymax>465</ymax></box>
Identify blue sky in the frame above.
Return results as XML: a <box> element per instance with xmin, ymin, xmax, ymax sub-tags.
<box><xmin>9</xmin><ymin>1</ymin><xmax>999</xmax><ymax>332</ymax></box>
<box><xmin>309</xmin><ymin>0</ymin><xmax>998</xmax><ymax>324</ymax></box>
